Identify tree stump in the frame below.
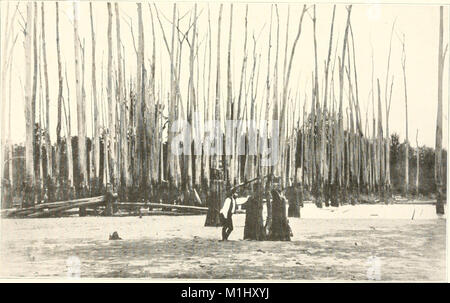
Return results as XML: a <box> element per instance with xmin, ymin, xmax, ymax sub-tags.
<box><xmin>204</xmin><ymin>180</ymin><xmax>223</xmax><ymax>227</ymax></box>
<box><xmin>243</xmin><ymin>194</ymin><xmax>265</xmax><ymax>240</ymax></box>
<box><xmin>330</xmin><ymin>182</ymin><xmax>339</xmax><ymax>207</ymax></box>
<box><xmin>267</xmin><ymin>189</ymin><xmax>291</xmax><ymax>241</ymax></box>
<box><xmin>314</xmin><ymin>183</ymin><xmax>323</xmax><ymax>208</ymax></box>
<box><xmin>324</xmin><ymin>183</ymin><xmax>331</xmax><ymax>207</ymax></box>
<box><xmin>436</xmin><ymin>186</ymin><xmax>446</xmax><ymax>215</ymax></box>
<box><xmin>103</xmin><ymin>185</ymin><xmax>117</xmax><ymax>216</ymax></box>
<box><xmin>286</xmin><ymin>186</ymin><xmax>300</xmax><ymax>218</ymax></box>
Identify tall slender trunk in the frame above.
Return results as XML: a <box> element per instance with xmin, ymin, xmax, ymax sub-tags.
<box><xmin>137</xmin><ymin>3</ymin><xmax>147</xmax><ymax>196</ymax></box>
<box><xmin>1</xmin><ymin>3</ymin><xmax>14</xmax><ymax>189</ymax></box>
<box><xmin>384</xmin><ymin>21</ymin><xmax>395</xmax><ymax>198</ymax></box>
<box><xmin>236</xmin><ymin>5</ymin><xmax>248</xmax><ymax>186</ymax></box>
<box><xmin>64</xmin><ymin>67</ymin><xmax>74</xmax><ymax>188</ymax></box>
<box><xmin>41</xmin><ymin>3</ymin><xmax>52</xmax><ymax>181</ymax></box>
<box><xmin>115</xmin><ymin>3</ymin><xmax>129</xmax><ymax>191</ymax></box>
<box><xmin>400</xmin><ymin>34</ymin><xmax>409</xmax><ymax>197</ymax></box>
<box><xmin>214</xmin><ymin>4</ymin><xmax>223</xmax><ymax>171</ymax></box>
<box><xmin>148</xmin><ymin>4</ymin><xmax>158</xmax><ymax>186</ymax></box>
<box><xmin>435</xmin><ymin>6</ymin><xmax>446</xmax><ymax>214</ymax></box>
<box><xmin>55</xmin><ymin>3</ymin><xmax>63</xmax><ymax>184</ymax></box>
<box><xmin>23</xmin><ymin>2</ymin><xmax>34</xmax><ymax>204</ymax></box>
<box><xmin>73</xmin><ymin>2</ymin><xmax>87</xmax><ymax>190</ymax></box>
<box><xmin>377</xmin><ymin>78</ymin><xmax>384</xmax><ymax>201</ymax></box>
<box><xmin>225</xmin><ymin>4</ymin><xmax>233</xmax><ymax>186</ymax></box>
<box><xmin>188</xmin><ymin>5</ymin><xmax>198</xmax><ymax>191</ymax></box>
<box><xmin>107</xmin><ymin>3</ymin><xmax>115</xmax><ymax>187</ymax></box>
<box><xmin>416</xmin><ymin>130</ymin><xmax>419</xmax><ymax>197</ymax></box>
<box><xmin>337</xmin><ymin>5</ymin><xmax>352</xmax><ymax>203</ymax></box>
<box><xmin>279</xmin><ymin>5</ymin><xmax>307</xmax><ymax>185</ymax></box>
<box><xmin>32</xmin><ymin>3</ymin><xmax>38</xmax><ymax>188</ymax></box>
<box><xmin>90</xmin><ymin>3</ymin><xmax>99</xmax><ymax>187</ymax></box>
<box><xmin>202</xmin><ymin>7</ymin><xmax>212</xmax><ymax>189</ymax></box>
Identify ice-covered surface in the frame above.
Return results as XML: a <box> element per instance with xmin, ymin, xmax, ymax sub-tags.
<box><xmin>0</xmin><ymin>204</ymin><xmax>446</xmax><ymax>281</ymax></box>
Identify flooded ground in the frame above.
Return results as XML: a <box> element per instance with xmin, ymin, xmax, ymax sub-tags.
<box><xmin>0</xmin><ymin>204</ymin><xmax>446</xmax><ymax>281</ymax></box>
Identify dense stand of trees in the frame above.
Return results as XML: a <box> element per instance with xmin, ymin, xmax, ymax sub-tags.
<box><xmin>0</xmin><ymin>3</ymin><xmax>447</xmax><ymax>216</ymax></box>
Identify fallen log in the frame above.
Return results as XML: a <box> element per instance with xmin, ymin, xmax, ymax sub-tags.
<box><xmin>116</xmin><ymin>202</ymin><xmax>208</xmax><ymax>213</ymax></box>
<box><xmin>27</xmin><ymin>197</ymin><xmax>108</xmax><ymax>218</ymax></box>
<box><xmin>5</xmin><ymin>195</ymin><xmax>112</xmax><ymax>217</ymax></box>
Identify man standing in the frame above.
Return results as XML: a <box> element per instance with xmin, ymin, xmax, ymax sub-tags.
<box><xmin>219</xmin><ymin>190</ymin><xmax>237</xmax><ymax>241</ymax></box>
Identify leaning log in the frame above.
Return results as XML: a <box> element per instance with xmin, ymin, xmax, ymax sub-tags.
<box><xmin>116</xmin><ymin>202</ymin><xmax>208</xmax><ymax>213</ymax></box>
<box><xmin>27</xmin><ymin>196</ymin><xmax>109</xmax><ymax>218</ymax></box>
<box><xmin>5</xmin><ymin>195</ymin><xmax>108</xmax><ymax>217</ymax></box>
<box><xmin>5</xmin><ymin>195</ymin><xmax>117</xmax><ymax>218</ymax></box>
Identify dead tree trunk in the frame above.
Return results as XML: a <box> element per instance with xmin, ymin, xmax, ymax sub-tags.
<box><xmin>55</xmin><ymin>2</ymin><xmax>63</xmax><ymax>186</ymax></box>
<box><xmin>137</xmin><ymin>3</ymin><xmax>147</xmax><ymax>199</ymax></box>
<box><xmin>279</xmin><ymin>5</ymin><xmax>306</xmax><ymax>187</ymax></box>
<box><xmin>41</xmin><ymin>3</ymin><xmax>52</xmax><ymax>181</ymax></box>
<box><xmin>400</xmin><ymin>33</ymin><xmax>409</xmax><ymax>197</ymax></box>
<box><xmin>435</xmin><ymin>6</ymin><xmax>446</xmax><ymax>214</ymax></box>
<box><xmin>243</xmin><ymin>187</ymin><xmax>266</xmax><ymax>240</ymax></box>
<box><xmin>205</xmin><ymin>4</ymin><xmax>224</xmax><ymax>227</ymax></box>
<box><xmin>32</xmin><ymin>2</ymin><xmax>39</xmax><ymax>196</ymax></box>
<box><xmin>336</xmin><ymin>5</ymin><xmax>352</xmax><ymax>206</ymax></box>
<box><xmin>23</xmin><ymin>2</ymin><xmax>35</xmax><ymax>206</ymax></box>
<box><xmin>377</xmin><ymin>79</ymin><xmax>385</xmax><ymax>203</ymax></box>
<box><xmin>384</xmin><ymin>21</ymin><xmax>396</xmax><ymax>200</ymax></box>
<box><xmin>115</xmin><ymin>3</ymin><xmax>130</xmax><ymax>195</ymax></box>
<box><xmin>416</xmin><ymin>130</ymin><xmax>419</xmax><ymax>197</ymax></box>
<box><xmin>106</xmin><ymin>3</ymin><xmax>116</xmax><ymax>188</ymax></box>
<box><xmin>267</xmin><ymin>189</ymin><xmax>291</xmax><ymax>241</ymax></box>
<box><xmin>225</xmin><ymin>4</ymin><xmax>233</xmax><ymax>187</ymax></box>
<box><xmin>90</xmin><ymin>3</ymin><xmax>100</xmax><ymax>189</ymax></box>
<box><xmin>73</xmin><ymin>2</ymin><xmax>87</xmax><ymax>192</ymax></box>
<box><xmin>64</xmin><ymin>68</ymin><xmax>74</xmax><ymax>189</ymax></box>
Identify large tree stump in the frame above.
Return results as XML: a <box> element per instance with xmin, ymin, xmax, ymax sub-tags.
<box><xmin>330</xmin><ymin>182</ymin><xmax>339</xmax><ymax>207</ymax></box>
<box><xmin>267</xmin><ymin>189</ymin><xmax>291</xmax><ymax>241</ymax></box>
<box><xmin>103</xmin><ymin>185</ymin><xmax>117</xmax><ymax>216</ymax></box>
<box><xmin>204</xmin><ymin>180</ymin><xmax>223</xmax><ymax>227</ymax></box>
<box><xmin>436</xmin><ymin>186</ymin><xmax>446</xmax><ymax>215</ymax></box>
<box><xmin>286</xmin><ymin>185</ymin><xmax>300</xmax><ymax>218</ymax></box>
<box><xmin>243</xmin><ymin>193</ymin><xmax>265</xmax><ymax>240</ymax></box>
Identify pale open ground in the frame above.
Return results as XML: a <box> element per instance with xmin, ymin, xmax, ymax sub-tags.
<box><xmin>0</xmin><ymin>204</ymin><xmax>446</xmax><ymax>281</ymax></box>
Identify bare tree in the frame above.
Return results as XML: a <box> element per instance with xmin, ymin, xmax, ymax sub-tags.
<box><xmin>107</xmin><ymin>2</ymin><xmax>115</xmax><ymax>186</ymax></box>
<box><xmin>399</xmin><ymin>33</ymin><xmax>409</xmax><ymax>197</ymax></box>
<box><xmin>41</xmin><ymin>2</ymin><xmax>52</xmax><ymax>180</ymax></box>
<box><xmin>32</xmin><ymin>2</ymin><xmax>38</xmax><ymax>187</ymax></box>
<box><xmin>55</xmin><ymin>2</ymin><xmax>63</xmax><ymax>184</ymax></box>
<box><xmin>23</xmin><ymin>2</ymin><xmax>35</xmax><ymax>204</ymax></box>
<box><xmin>63</xmin><ymin>66</ymin><xmax>74</xmax><ymax>188</ymax></box>
<box><xmin>416</xmin><ymin>129</ymin><xmax>419</xmax><ymax>197</ymax></box>
<box><xmin>115</xmin><ymin>3</ymin><xmax>130</xmax><ymax>192</ymax></box>
<box><xmin>90</xmin><ymin>3</ymin><xmax>99</xmax><ymax>187</ymax></box>
<box><xmin>435</xmin><ymin>6</ymin><xmax>447</xmax><ymax>214</ymax></box>
<box><xmin>73</xmin><ymin>2</ymin><xmax>87</xmax><ymax>190</ymax></box>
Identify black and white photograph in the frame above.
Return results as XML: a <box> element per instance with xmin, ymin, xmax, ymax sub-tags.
<box><xmin>0</xmin><ymin>0</ymin><xmax>448</xmax><ymax>282</ymax></box>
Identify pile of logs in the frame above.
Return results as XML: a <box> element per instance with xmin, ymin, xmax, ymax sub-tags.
<box><xmin>1</xmin><ymin>195</ymin><xmax>117</xmax><ymax>218</ymax></box>
<box><xmin>1</xmin><ymin>193</ymin><xmax>209</xmax><ymax>218</ymax></box>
